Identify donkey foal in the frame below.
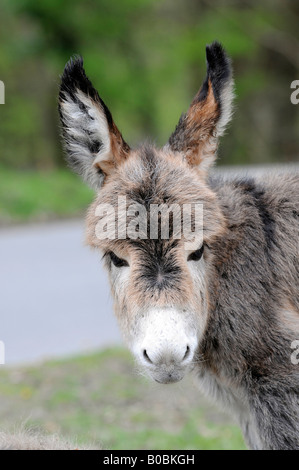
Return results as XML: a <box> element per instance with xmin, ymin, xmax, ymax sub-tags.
<box><xmin>59</xmin><ymin>42</ymin><xmax>299</xmax><ymax>450</ymax></box>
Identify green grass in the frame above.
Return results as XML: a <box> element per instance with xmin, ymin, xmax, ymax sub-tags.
<box><xmin>0</xmin><ymin>348</ymin><xmax>246</xmax><ymax>450</ymax></box>
<box><xmin>0</xmin><ymin>167</ymin><xmax>94</xmax><ymax>225</ymax></box>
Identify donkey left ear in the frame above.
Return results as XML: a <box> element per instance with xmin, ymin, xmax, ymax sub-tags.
<box><xmin>59</xmin><ymin>57</ymin><xmax>130</xmax><ymax>190</ymax></box>
<box><xmin>167</xmin><ymin>41</ymin><xmax>234</xmax><ymax>173</ymax></box>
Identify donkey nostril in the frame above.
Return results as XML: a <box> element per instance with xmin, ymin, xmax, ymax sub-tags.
<box><xmin>182</xmin><ymin>345</ymin><xmax>190</xmax><ymax>361</ymax></box>
<box><xmin>143</xmin><ymin>349</ymin><xmax>153</xmax><ymax>364</ymax></box>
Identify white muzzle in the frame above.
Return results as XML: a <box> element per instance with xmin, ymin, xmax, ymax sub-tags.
<box><xmin>132</xmin><ymin>307</ymin><xmax>198</xmax><ymax>384</ymax></box>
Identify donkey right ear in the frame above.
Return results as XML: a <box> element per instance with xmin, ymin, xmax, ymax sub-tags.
<box><xmin>59</xmin><ymin>57</ymin><xmax>130</xmax><ymax>190</ymax></box>
<box><xmin>167</xmin><ymin>42</ymin><xmax>234</xmax><ymax>174</ymax></box>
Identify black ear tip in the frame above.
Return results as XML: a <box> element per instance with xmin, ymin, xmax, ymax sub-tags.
<box><xmin>205</xmin><ymin>41</ymin><xmax>229</xmax><ymax>67</ymax></box>
<box><xmin>206</xmin><ymin>41</ymin><xmax>225</xmax><ymax>54</ymax></box>
<box><xmin>204</xmin><ymin>41</ymin><xmax>232</xmax><ymax>90</ymax></box>
<box><xmin>61</xmin><ymin>55</ymin><xmax>85</xmax><ymax>83</ymax></box>
<box><xmin>59</xmin><ymin>54</ymin><xmax>99</xmax><ymax>102</ymax></box>
<box><xmin>66</xmin><ymin>55</ymin><xmax>84</xmax><ymax>71</ymax></box>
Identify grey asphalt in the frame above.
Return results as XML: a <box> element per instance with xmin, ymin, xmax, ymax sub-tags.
<box><xmin>0</xmin><ymin>163</ymin><xmax>297</xmax><ymax>366</ymax></box>
<box><xmin>0</xmin><ymin>219</ymin><xmax>122</xmax><ymax>365</ymax></box>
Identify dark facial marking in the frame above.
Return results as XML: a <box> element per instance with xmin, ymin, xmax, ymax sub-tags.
<box><xmin>108</xmin><ymin>251</ymin><xmax>129</xmax><ymax>268</ymax></box>
<box><xmin>134</xmin><ymin>239</ymin><xmax>183</xmax><ymax>292</ymax></box>
<box><xmin>187</xmin><ymin>245</ymin><xmax>204</xmax><ymax>262</ymax></box>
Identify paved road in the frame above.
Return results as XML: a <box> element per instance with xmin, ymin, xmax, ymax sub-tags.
<box><xmin>0</xmin><ymin>220</ymin><xmax>122</xmax><ymax>365</ymax></box>
<box><xmin>1</xmin><ymin>164</ymin><xmax>297</xmax><ymax>365</ymax></box>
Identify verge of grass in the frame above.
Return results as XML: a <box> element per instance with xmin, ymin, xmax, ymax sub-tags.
<box><xmin>0</xmin><ymin>167</ymin><xmax>94</xmax><ymax>225</ymax></box>
<box><xmin>0</xmin><ymin>347</ymin><xmax>246</xmax><ymax>450</ymax></box>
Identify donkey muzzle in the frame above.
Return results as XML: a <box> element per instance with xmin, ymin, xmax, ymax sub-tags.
<box><xmin>133</xmin><ymin>307</ymin><xmax>198</xmax><ymax>384</ymax></box>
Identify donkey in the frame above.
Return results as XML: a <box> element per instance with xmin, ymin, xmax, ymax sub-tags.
<box><xmin>58</xmin><ymin>42</ymin><xmax>299</xmax><ymax>450</ymax></box>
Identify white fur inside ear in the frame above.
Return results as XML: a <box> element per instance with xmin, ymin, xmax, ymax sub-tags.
<box><xmin>60</xmin><ymin>87</ymin><xmax>114</xmax><ymax>188</ymax></box>
<box><xmin>60</xmin><ymin>88</ymin><xmax>112</xmax><ymax>162</ymax></box>
<box><xmin>75</xmin><ymin>89</ymin><xmax>112</xmax><ymax>163</ymax></box>
<box><xmin>216</xmin><ymin>78</ymin><xmax>234</xmax><ymax>137</ymax></box>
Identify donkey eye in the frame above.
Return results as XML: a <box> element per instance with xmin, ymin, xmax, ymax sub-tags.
<box><xmin>187</xmin><ymin>245</ymin><xmax>204</xmax><ymax>262</ymax></box>
<box><xmin>109</xmin><ymin>251</ymin><xmax>129</xmax><ymax>268</ymax></box>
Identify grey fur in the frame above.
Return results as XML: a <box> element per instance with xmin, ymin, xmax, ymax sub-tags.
<box><xmin>195</xmin><ymin>171</ymin><xmax>299</xmax><ymax>449</ymax></box>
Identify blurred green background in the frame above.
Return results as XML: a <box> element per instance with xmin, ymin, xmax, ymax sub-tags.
<box><xmin>0</xmin><ymin>0</ymin><xmax>298</xmax><ymax>223</ymax></box>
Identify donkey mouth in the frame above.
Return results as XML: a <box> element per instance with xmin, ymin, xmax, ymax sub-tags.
<box><xmin>154</xmin><ymin>375</ymin><xmax>184</xmax><ymax>385</ymax></box>
<box><xmin>150</xmin><ymin>367</ymin><xmax>186</xmax><ymax>384</ymax></box>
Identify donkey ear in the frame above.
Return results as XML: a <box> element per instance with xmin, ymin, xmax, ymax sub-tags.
<box><xmin>59</xmin><ymin>57</ymin><xmax>130</xmax><ymax>190</ymax></box>
<box><xmin>167</xmin><ymin>42</ymin><xmax>234</xmax><ymax>173</ymax></box>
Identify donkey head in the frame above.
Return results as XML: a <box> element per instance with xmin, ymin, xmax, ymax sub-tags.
<box><xmin>59</xmin><ymin>42</ymin><xmax>234</xmax><ymax>384</ymax></box>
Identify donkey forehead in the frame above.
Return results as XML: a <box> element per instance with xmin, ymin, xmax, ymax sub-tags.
<box><xmin>97</xmin><ymin>145</ymin><xmax>213</xmax><ymax>206</ymax></box>
<box><xmin>85</xmin><ymin>144</ymin><xmax>225</xmax><ymax>252</ymax></box>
